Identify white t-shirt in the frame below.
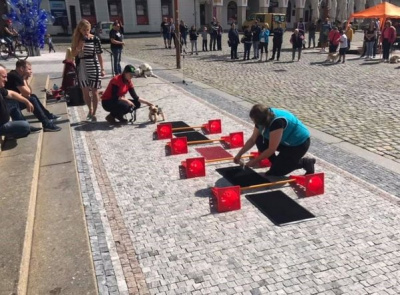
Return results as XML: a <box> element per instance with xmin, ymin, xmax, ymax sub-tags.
<box><xmin>339</xmin><ymin>34</ymin><xmax>348</xmax><ymax>48</ymax></box>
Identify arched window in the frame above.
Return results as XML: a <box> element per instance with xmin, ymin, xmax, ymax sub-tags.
<box><xmin>227</xmin><ymin>1</ymin><xmax>237</xmax><ymax>24</ymax></box>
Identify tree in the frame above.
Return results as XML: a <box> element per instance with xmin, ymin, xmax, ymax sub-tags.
<box><xmin>3</xmin><ymin>0</ymin><xmax>54</xmax><ymax>56</ymax></box>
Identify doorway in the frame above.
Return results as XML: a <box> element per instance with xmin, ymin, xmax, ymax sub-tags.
<box><xmin>200</xmin><ymin>4</ymin><xmax>206</xmax><ymax>26</ymax></box>
<box><xmin>69</xmin><ymin>5</ymin><xmax>77</xmax><ymax>31</ymax></box>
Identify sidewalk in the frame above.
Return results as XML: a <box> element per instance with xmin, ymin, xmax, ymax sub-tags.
<box><xmin>16</xmin><ymin>51</ymin><xmax>400</xmax><ymax>294</ymax></box>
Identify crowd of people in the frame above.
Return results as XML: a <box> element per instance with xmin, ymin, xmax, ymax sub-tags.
<box><xmin>160</xmin><ymin>16</ymin><xmax>398</xmax><ymax>64</ymax></box>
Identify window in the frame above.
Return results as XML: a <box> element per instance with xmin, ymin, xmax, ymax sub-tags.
<box><xmin>273</xmin><ymin>15</ymin><xmax>286</xmax><ymax>22</ymax></box>
<box><xmin>108</xmin><ymin>0</ymin><xmax>122</xmax><ymax>17</ymax></box>
<box><xmin>161</xmin><ymin>0</ymin><xmax>172</xmax><ymax>18</ymax></box>
<box><xmin>80</xmin><ymin>0</ymin><xmax>95</xmax><ymax>16</ymax></box>
<box><xmin>136</xmin><ymin>0</ymin><xmax>149</xmax><ymax>25</ymax></box>
<box><xmin>79</xmin><ymin>0</ymin><xmax>96</xmax><ymax>25</ymax></box>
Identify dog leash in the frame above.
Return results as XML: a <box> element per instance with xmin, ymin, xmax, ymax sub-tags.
<box><xmin>128</xmin><ymin>106</ymin><xmax>143</xmax><ymax>123</ymax></box>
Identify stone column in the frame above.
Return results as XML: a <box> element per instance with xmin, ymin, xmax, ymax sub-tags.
<box><xmin>354</xmin><ymin>0</ymin><xmax>366</xmax><ymax>13</ymax></box>
<box><xmin>367</xmin><ymin>0</ymin><xmax>382</xmax><ymax>7</ymax></box>
<box><xmin>237</xmin><ymin>0</ymin><xmax>248</xmax><ymax>30</ymax></box>
<box><xmin>311</xmin><ymin>0</ymin><xmax>319</xmax><ymax>21</ymax></box>
<box><xmin>278</xmin><ymin>0</ymin><xmax>289</xmax><ymax>14</ymax></box>
<box><xmin>214</xmin><ymin>5</ymin><xmax>223</xmax><ymax>23</ymax></box>
<box><xmin>259</xmin><ymin>0</ymin><xmax>270</xmax><ymax>13</ymax></box>
<box><xmin>336</xmin><ymin>0</ymin><xmax>347</xmax><ymax>23</ymax></box>
<box><xmin>213</xmin><ymin>0</ymin><xmax>224</xmax><ymax>18</ymax></box>
<box><xmin>329</xmin><ymin>0</ymin><xmax>337</xmax><ymax>21</ymax></box>
<box><xmin>348</xmin><ymin>0</ymin><xmax>354</xmax><ymax>17</ymax></box>
<box><xmin>295</xmin><ymin>0</ymin><xmax>306</xmax><ymax>22</ymax></box>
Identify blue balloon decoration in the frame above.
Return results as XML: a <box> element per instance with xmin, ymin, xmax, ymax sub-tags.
<box><xmin>5</xmin><ymin>0</ymin><xmax>54</xmax><ymax>50</ymax></box>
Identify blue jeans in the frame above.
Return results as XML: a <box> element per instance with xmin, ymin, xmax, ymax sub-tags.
<box><xmin>366</xmin><ymin>41</ymin><xmax>374</xmax><ymax>58</ymax></box>
<box><xmin>111</xmin><ymin>47</ymin><xmax>122</xmax><ymax>75</ymax></box>
<box><xmin>0</xmin><ymin>120</ymin><xmax>30</xmax><ymax>138</ymax></box>
<box><xmin>6</xmin><ymin>94</ymin><xmax>52</xmax><ymax>126</ymax></box>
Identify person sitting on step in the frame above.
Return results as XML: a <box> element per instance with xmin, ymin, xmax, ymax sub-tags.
<box><xmin>5</xmin><ymin>60</ymin><xmax>61</xmax><ymax>132</ymax></box>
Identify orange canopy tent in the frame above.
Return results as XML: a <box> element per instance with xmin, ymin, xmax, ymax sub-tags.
<box><xmin>349</xmin><ymin>2</ymin><xmax>400</xmax><ymax>28</ymax></box>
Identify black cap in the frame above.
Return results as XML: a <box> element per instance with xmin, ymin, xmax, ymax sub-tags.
<box><xmin>123</xmin><ymin>64</ymin><xmax>136</xmax><ymax>74</ymax></box>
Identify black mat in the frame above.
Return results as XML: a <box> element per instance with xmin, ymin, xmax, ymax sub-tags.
<box><xmin>174</xmin><ymin>131</ymin><xmax>209</xmax><ymax>142</ymax></box>
<box><xmin>246</xmin><ymin>191</ymin><xmax>316</xmax><ymax>226</ymax></box>
<box><xmin>168</xmin><ymin>121</ymin><xmax>195</xmax><ymax>132</ymax></box>
<box><xmin>216</xmin><ymin>166</ymin><xmax>270</xmax><ymax>187</ymax></box>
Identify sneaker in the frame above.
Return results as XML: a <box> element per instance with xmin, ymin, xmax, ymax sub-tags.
<box><xmin>90</xmin><ymin>115</ymin><xmax>97</xmax><ymax>122</ymax></box>
<box><xmin>115</xmin><ymin>115</ymin><xmax>128</xmax><ymax>124</ymax></box>
<box><xmin>105</xmin><ymin>114</ymin><xmax>116</xmax><ymax>124</ymax></box>
<box><xmin>43</xmin><ymin>123</ymin><xmax>61</xmax><ymax>132</ymax></box>
<box><xmin>30</xmin><ymin>126</ymin><xmax>42</xmax><ymax>133</ymax></box>
<box><xmin>48</xmin><ymin>114</ymin><xmax>61</xmax><ymax>121</ymax></box>
<box><xmin>302</xmin><ymin>157</ymin><xmax>316</xmax><ymax>175</ymax></box>
<box><xmin>86</xmin><ymin>114</ymin><xmax>92</xmax><ymax>121</ymax></box>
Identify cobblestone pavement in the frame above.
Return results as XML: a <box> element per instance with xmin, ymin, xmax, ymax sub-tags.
<box><xmin>103</xmin><ymin>32</ymin><xmax>400</xmax><ymax>163</ymax></box>
<box><xmin>68</xmin><ymin>69</ymin><xmax>400</xmax><ymax>295</ymax></box>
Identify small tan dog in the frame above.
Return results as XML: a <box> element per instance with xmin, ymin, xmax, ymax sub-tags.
<box><xmin>134</xmin><ymin>63</ymin><xmax>158</xmax><ymax>78</ymax></box>
<box><xmin>389</xmin><ymin>55</ymin><xmax>400</xmax><ymax>63</ymax></box>
<box><xmin>148</xmin><ymin>105</ymin><xmax>165</xmax><ymax>123</ymax></box>
<box><xmin>325</xmin><ymin>52</ymin><xmax>340</xmax><ymax>63</ymax></box>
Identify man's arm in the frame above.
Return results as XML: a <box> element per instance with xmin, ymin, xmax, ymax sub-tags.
<box><xmin>17</xmin><ymin>77</ymin><xmax>32</xmax><ymax>98</ymax></box>
<box><xmin>6</xmin><ymin>90</ymin><xmax>34</xmax><ymax>112</ymax></box>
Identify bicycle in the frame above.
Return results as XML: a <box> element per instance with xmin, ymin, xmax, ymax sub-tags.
<box><xmin>0</xmin><ymin>35</ymin><xmax>29</xmax><ymax>60</ymax></box>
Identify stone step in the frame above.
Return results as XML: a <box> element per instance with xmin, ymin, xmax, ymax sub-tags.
<box><xmin>0</xmin><ymin>74</ymin><xmax>47</xmax><ymax>294</ymax></box>
<box><xmin>27</xmin><ymin>100</ymin><xmax>97</xmax><ymax>295</ymax></box>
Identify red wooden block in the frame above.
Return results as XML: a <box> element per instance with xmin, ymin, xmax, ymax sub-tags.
<box><xmin>203</xmin><ymin>119</ymin><xmax>222</xmax><ymax>134</ymax></box>
<box><xmin>290</xmin><ymin>173</ymin><xmax>324</xmax><ymax>197</ymax></box>
<box><xmin>181</xmin><ymin>157</ymin><xmax>206</xmax><ymax>178</ymax></box>
<box><xmin>250</xmin><ymin>151</ymin><xmax>271</xmax><ymax>168</ymax></box>
<box><xmin>157</xmin><ymin>123</ymin><xmax>173</xmax><ymax>139</ymax></box>
<box><xmin>169</xmin><ymin>137</ymin><xmax>188</xmax><ymax>155</ymax></box>
<box><xmin>211</xmin><ymin>186</ymin><xmax>241</xmax><ymax>213</ymax></box>
<box><xmin>221</xmin><ymin>132</ymin><xmax>244</xmax><ymax>149</ymax></box>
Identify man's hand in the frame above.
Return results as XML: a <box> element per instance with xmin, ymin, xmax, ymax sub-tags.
<box><xmin>25</xmin><ymin>101</ymin><xmax>34</xmax><ymax>113</ymax></box>
<box><xmin>126</xmin><ymin>100</ymin><xmax>134</xmax><ymax>107</ymax></box>
<box><xmin>245</xmin><ymin>158</ymin><xmax>257</xmax><ymax>168</ymax></box>
<box><xmin>233</xmin><ymin>155</ymin><xmax>241</xmax><ymax>164</ymax></box>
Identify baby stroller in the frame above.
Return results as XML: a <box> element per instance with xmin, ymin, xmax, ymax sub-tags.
<box><xmin>61</xmin><ymin>48</ymin><xmax>84</xmax><ymax>106</ymax></box>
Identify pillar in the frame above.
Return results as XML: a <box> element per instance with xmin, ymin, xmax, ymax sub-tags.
<box><xmin>311</xmin><ymin>0</ymin><xmax>319</xmax><ymax>21</ymax></box>
<box><xmin>295</xmin><ymin>0</ymin><xmax>306</xmax><ymax>22</ymax></box>
<box><xmin>237</xmin><ymin>0</ymin><xmax>247</xmax><ymax>30</ymax></box>
<box><xmin>259</xmin><ymin>0</ymin><xmax>270</xmax><ymax>13</ymax></box>
<box><xmin>278</xmin><ymin>0</ymin><xmax>289</xmax><ymax>14</ymax></box>
<box><xmin>214</xmin><ymin>0</ymin><xmax>223</xmax><ymax>22</ymax></box>
<box><xmin>354</xmin><ymin>0</ymin><xmax>366</xmax><ymax>13</ymax></box>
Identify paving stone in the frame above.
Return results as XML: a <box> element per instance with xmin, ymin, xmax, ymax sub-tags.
<box><xmin>64</xmin><ymin>33</ymin><xmax>400</xmax><ymax>295</ymax></box>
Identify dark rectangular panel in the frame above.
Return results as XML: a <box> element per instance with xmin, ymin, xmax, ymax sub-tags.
<box><xmin>196</xmin><ymin>146</ymin><xmax>232</xmax><ymax>160</ymax></box>
<box><xmin>216</xmin><ymin>166</ymin><xmax>269</xmax><ymax>187</ymax></box>
<box><xmin>246</xmin><ymin>191</ymin><xmax>316</xmax><ymax>226</ymax></box>
<box><xmin>174</xmin><ymin>131</ymin><xmax>209</xmax><ymax>142</ymax></box>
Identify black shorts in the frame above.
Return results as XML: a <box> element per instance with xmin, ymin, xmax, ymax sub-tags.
<box><xmin>339</xmin><ymin>48</ymin><xmax>347</xmax><ymax>55</ymax></box>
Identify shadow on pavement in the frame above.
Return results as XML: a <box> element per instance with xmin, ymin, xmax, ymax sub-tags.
<box><xmin>2</xmin><ymin>138</ymin><xmax>17</xmax><ymax>151</ymax></box>
<box><xmin>71</xmin><ymin>121</ymin><xmax>120</xmax><ymax>132</ymax></box>
<box><xmin>359</xmin><ymin>61</ymin><xmax>382</xmax><ymax>65</ymax></box>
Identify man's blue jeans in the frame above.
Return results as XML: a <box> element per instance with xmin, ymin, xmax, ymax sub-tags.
<box><xmin>0</xmin><ymin>120</ymin><xmax>30</xmax><ymax>138</ymax></box>
<box><xmin>111</xmin><ymin>47</ymin><xmax>122</xmax><ymax>75</ymax></box>
<box><xmin>6</xmin><ymin>94</ymin><xmax>52</xmax><ymax>126</ymax></box>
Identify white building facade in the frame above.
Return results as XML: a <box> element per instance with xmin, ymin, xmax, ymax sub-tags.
<box><xmin>40</xmin><ymin>0</ymin><xmax>397</xmax><ymax>34</ymax></box>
